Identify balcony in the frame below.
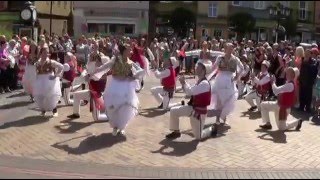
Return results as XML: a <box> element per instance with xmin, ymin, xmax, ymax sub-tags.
<box><xmin>295</xmin><ymin>10</ymin><xmax>313</xmax><ymax>24</ymax></box>
<box><xmin>228</xmin><ymin>5</ymin><xmax>270</xmax><ymax>20</ymax></box>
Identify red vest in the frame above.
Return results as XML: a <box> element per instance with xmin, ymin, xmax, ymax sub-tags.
<box><xmin>278</xmin><ymin>81</ymin><xmax>295</xmax><ymax>120</ymax></box>
<box><xmin>191</xmin><ymin>79</ymin><xmax>211</xmax><ymax>116</ymax></box>
<box><xmin>161</xmin><ymin>66</ymin><xmax>176</xmax><ymax>91</ymax></box>
<box><xmin>89</xmin><ymin>79</ymin><xmax>106</xmax><ymax>112</ymax></box>
<box><xmin>256</xmin><ymin>73</ymin><xmax>271</xmax><ymax>98</ymax></box>
<box><xmin>63</xmin><ymin>61</ymin><xmax>77</xmax><ymax>83</ymax></box>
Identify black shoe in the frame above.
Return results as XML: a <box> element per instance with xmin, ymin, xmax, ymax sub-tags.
<box><xmin>158</xmin><ymin>103</ymin><xmax>163</xmax><ymax>109</ymax></box>
<box><xmin>211</xmin><ymin>124</ymin><xmax>218</xmax><ymax>137</ymax></box>
<box><xmin>248</xmin><ymin>106</ymin><xmax>257</xmax><ymax>112</ymax></box>
<box><xmin>259</xmin><ymin>123</ymin><xmax>272</xmax><ymax>130</ymax></box>
<box><xmin>67</xmin><ymin>114</ymin><xmax>80</xmax><ymax>119</ymax></box>
<box><xmin>58</xmin><ymin>100</ymin><xmax>62</xmax><ymax>104</ymax></box>
<box><xmin>295</xmin><ymin>120</ymin><xmax>303</xmax><ymax>131</ymax></box>
<box><xmin>305</xmin><ymin>108</ymin><xmax>312</xmax><ymax>113</ymax></box>
<box><xmin>298</xmin><ymin>107</ymin><xmax>304</xmax><ymax>112</ymax></box>
<box><xmin>181</xmin><ymin>100</ymin><xmax>185</xmax><ymax>106</ymax></box>
<box><xmin>5</xmin><ymin>87</ymin><xmax>11</xmax><ymax>93</ymax></box>
<box><xmin>165</xmin><ymin>131</ymin><xmax>181</xmax><ymax>139</ymax></box>
<box><xmin>81</xmin><ymin>100</ymin><xmax>88</xmax><ymax>106</ymax></box>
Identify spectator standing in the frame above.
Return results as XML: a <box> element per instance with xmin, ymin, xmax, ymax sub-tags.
<box><xmin>299</xmin><ymin>49</ymin><xmax>318</xmax><ymax>112</ymax></box>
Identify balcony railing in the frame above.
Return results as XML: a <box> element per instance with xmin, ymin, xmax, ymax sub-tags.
<box><xmin>228</xmin><ymin>5</ymin><xmax>270</xmax><ymax>20</ymax></box>
<box><xmin>294</xmin><ymin>10</ymin><xmax>313</xmax><ymax>24</ymax></box>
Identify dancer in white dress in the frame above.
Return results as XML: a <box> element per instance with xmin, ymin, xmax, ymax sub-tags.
<box><xmin>210</xmin><ymin>43</ymin><xmax>244</xmax><ymax>136</ymax></box>
<box><xmin>89</xmin><ymin>42</ymin><xmax>145</xmax><ymax>136</ymax></box>
<box><xmin>22</xmin><ymin>40</ymin><xmax>38</xmax><ymax>101</ymax></box>
<box><xmin>33</xmin><ymin>44</ymin><xmax>64</xmax><ymax>117</ymax></box>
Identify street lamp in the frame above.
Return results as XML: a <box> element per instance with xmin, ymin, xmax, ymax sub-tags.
<box><xmin>20</xmin><ymin>1</ymin><xmax>37</xmax><ymax>41</ymax></box>
<box><xmin>269</xmin><ymin>3</ymin><xmax>290</xmax><ymax>43</ymax></box>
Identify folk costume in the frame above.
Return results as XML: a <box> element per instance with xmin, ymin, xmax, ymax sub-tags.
<box><xmin>245</xmin><ymin>61</ymin><xmax>271</xmax><ymax>111</ymax></box>
<box><xmin>69</xmin><ymin>51</ymin><xmax>109</xmax><ymax>121</ymax></box>
<box><xmin>151</xmin><ymin>57</ymin><xmax>180</xmax><ymax>110</ymax></box>
<box><xmin>260</xmin><ymin>68</ymin><xmax>302</xmax><ymax>131</ymax></box>
<box><xmin>166</xmin><ymin>62</ymin><xmax>213</xmax><ymax>140</ymax></box>
<box><xmin>33</xmin><ymin>57</ymin><xmax>64</xmax><ymax>116</ymax></box>
<box><xmin>91</xmin><ymin>48</ymin><xmax>145</xmax><ymax>136</ymax></box>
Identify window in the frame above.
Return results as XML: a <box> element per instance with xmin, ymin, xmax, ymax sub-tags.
<box><xmin>232</xmin><ymin>1</ymin><xmax>241</xmax><ymax>6</ymax></box>
<box><xmin>64</xmin><ymin>1</ymin><xmax>67</xmax><ymax>9</ymax></box>
<box><xmin>254</xmin><ymin>1</ymin><xmax>265</xmax><ymax>9</ymax></box>
<box><xmin>208</xmin><ymin>2</ymin><xmax>217</xmax><ymax>18</ymax></box>
<box><xmin>299</xmin><ymin>1</ymin><xmax>307</xmax><ymax>20</ymax></box>
<box><xmin>280</xmin><ymin>1</ymin><xmax>290</xmax><ymax>7</ymax></box>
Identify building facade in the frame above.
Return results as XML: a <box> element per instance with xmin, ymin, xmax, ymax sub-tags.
<box><xmin>227</xmin><ymin>1</ymin><xmax>315</xmax><ymax>43</ymax></box>
<box><xmin>149</xmin><ymin>1</ymin><xmax>197</xmax><ymax>39</ymax></box>
<box><xmin>0</xmin><ymin>1</ymin><xmax>27</xmax><ymax>38</ymax></box>
<box><xmin>196</xmin><ymin>1</ymin><xmax>229</xmax><ymax>41</ymax></box>
<box><xmin>73</xmin><ymin>1</ymin><xmax>149</xmax><ymax>38</ymax></box>
<box><xmin>314</xmin><ymin>1</ymin><xmax>320</xmax><ymax>41</ymax></box>
<box><xmin>35</xmin><ymin>1</ymin><xmax>73</xmax><ymax>37</ymax></box>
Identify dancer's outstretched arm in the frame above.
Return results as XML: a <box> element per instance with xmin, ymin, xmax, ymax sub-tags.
<box><xmin>91</xmin><ymin>56</ymin><xmax>115</xmax><ymax>75</ymax></box>
<box><xmin>52</xmin><ymin>60</ymin><xmax>64</xmax><ymax>78</ymax></box>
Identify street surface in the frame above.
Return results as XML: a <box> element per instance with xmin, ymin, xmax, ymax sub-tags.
<box><xmin>0</xmin><ymin>74</ymin><xmax>320</xmax><ymax>179</ymax></box>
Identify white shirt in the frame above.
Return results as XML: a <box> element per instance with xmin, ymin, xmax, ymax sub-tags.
<box><xmin>254</xmin><ymin>72</ymin><xmax>270</xmax><ymax>86</ymax></box>
<box><xmin>154</xmin><ymin>69</ymin><xmax>170</xmax><ymax>79</ymax></box>
<box><xmin>272</xmin><ymin>81</ymin><xmax>294</xmax><ymax>96</ymax></box>
<box><xmin>241</xmin><ymin>64</ymin><xmax>250</xmax><ymax>77</ymax></box>
<box><xmin>183</xmin><ymin>79</ymin><xmax>210</xmax><ymax>96</ymax></box>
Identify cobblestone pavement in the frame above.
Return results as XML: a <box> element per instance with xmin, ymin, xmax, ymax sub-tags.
<box><xmin>0</xmin><ymin>75</ymin><xmax>320</xmax><ymax>178</ymax></box>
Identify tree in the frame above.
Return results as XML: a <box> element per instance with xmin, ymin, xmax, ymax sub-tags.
<box><xmin>169</xmin><ymin>7</ymin><xmax>195</xmax><ymax>38</ymax></box>
<box><xmin>228</xmin><ymin>12</ymin><xmax>256</xmax><ymax>41</ymax></box>
<box><xmin>281</xmin><ymin>15</ymin><xmax>297</xmax><ymax>40</ymax></box>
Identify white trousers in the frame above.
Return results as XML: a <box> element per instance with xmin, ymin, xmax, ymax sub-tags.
<box><xmin>63</xmin><ymin>83</ymin><xmax>83</xmax><ymax>105</ymax></box>
<box><xmin>150</xmin><ymin>86</ymin><xmax>180</xmax><ymax>109</ymax></box>
<box><xmin>260</xmin><ymin>101</ymin><xmax>299</xmax><ymax>131</ymax></box>
<box><xmin>245</xmin><ymin>91</ymin><xmax>261</xmax><ymax>110</ymax></box>
<box><xmin>72</xmin><ymin>89</ymin><xmax>108</xmax><ymax>121</ymax></box>
<box><xmin>237</xmin><ymin>81</ymin><xmax>246</xmax><ymax>96</ymax></box>
<box><xmin>170</xmin><ymin>105</ymin><xmax>212</xmax><ymax>140</ymax></box>
<box><xmin>92</xmin><ymin>99</ymin><xmax>108</xmax><ymax>121</ymax></box>
<box><xmin>72</xmin><ymin>90</ymin><xmax>90</xmax><ymax>115</ymax></box>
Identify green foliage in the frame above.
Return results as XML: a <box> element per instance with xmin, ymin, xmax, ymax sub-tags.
<box><xmin>229</xmin><ymin>12</ymin><xmax>256</xmax><ymax>41</ymax></box>
<box><xmin>169</xmin><ymin>7</ymin><xmax>195</xmax><ymax>37</ymax></box>
<box><xmin>281</xmin><ymin>15</ymin><xmax>297</xmax><ymax>38</ymax></box>
<box><xmin>0</xmin><ymin>26</ymin><xmax>12</xmax><ymax>39</ymax></box>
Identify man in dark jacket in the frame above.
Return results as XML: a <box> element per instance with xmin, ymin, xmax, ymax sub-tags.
<box><xmin>299</xmin><ymin>49</ymin><xmax>319</xmax><ymax>112</ymax></box>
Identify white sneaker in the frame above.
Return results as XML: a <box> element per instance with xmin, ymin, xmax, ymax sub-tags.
<box><xmin>119</xmin><ymin>130</ymin><xmax>126</xmax><ymax>136</ymax></box>
<box><xmin>112</xmin><ymin>128</ymin><xmax>119</xmax><ymax>136</ymax></box>
<box><xmin>52</xmin><ymin>112</ymin><xmax>59</xmax><ymax>117</ymax></box>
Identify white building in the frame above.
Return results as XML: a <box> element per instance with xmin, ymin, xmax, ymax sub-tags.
<box><xmin>73</xmin><ymin>1</ymin><xmax>149</xmax><ymax>38</ymax></box>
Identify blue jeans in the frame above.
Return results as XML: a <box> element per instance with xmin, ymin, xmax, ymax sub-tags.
<box><xmin>185</xmin><ymin>56</ymin><xmax>192</xmax><ymax>72</ymax></box>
